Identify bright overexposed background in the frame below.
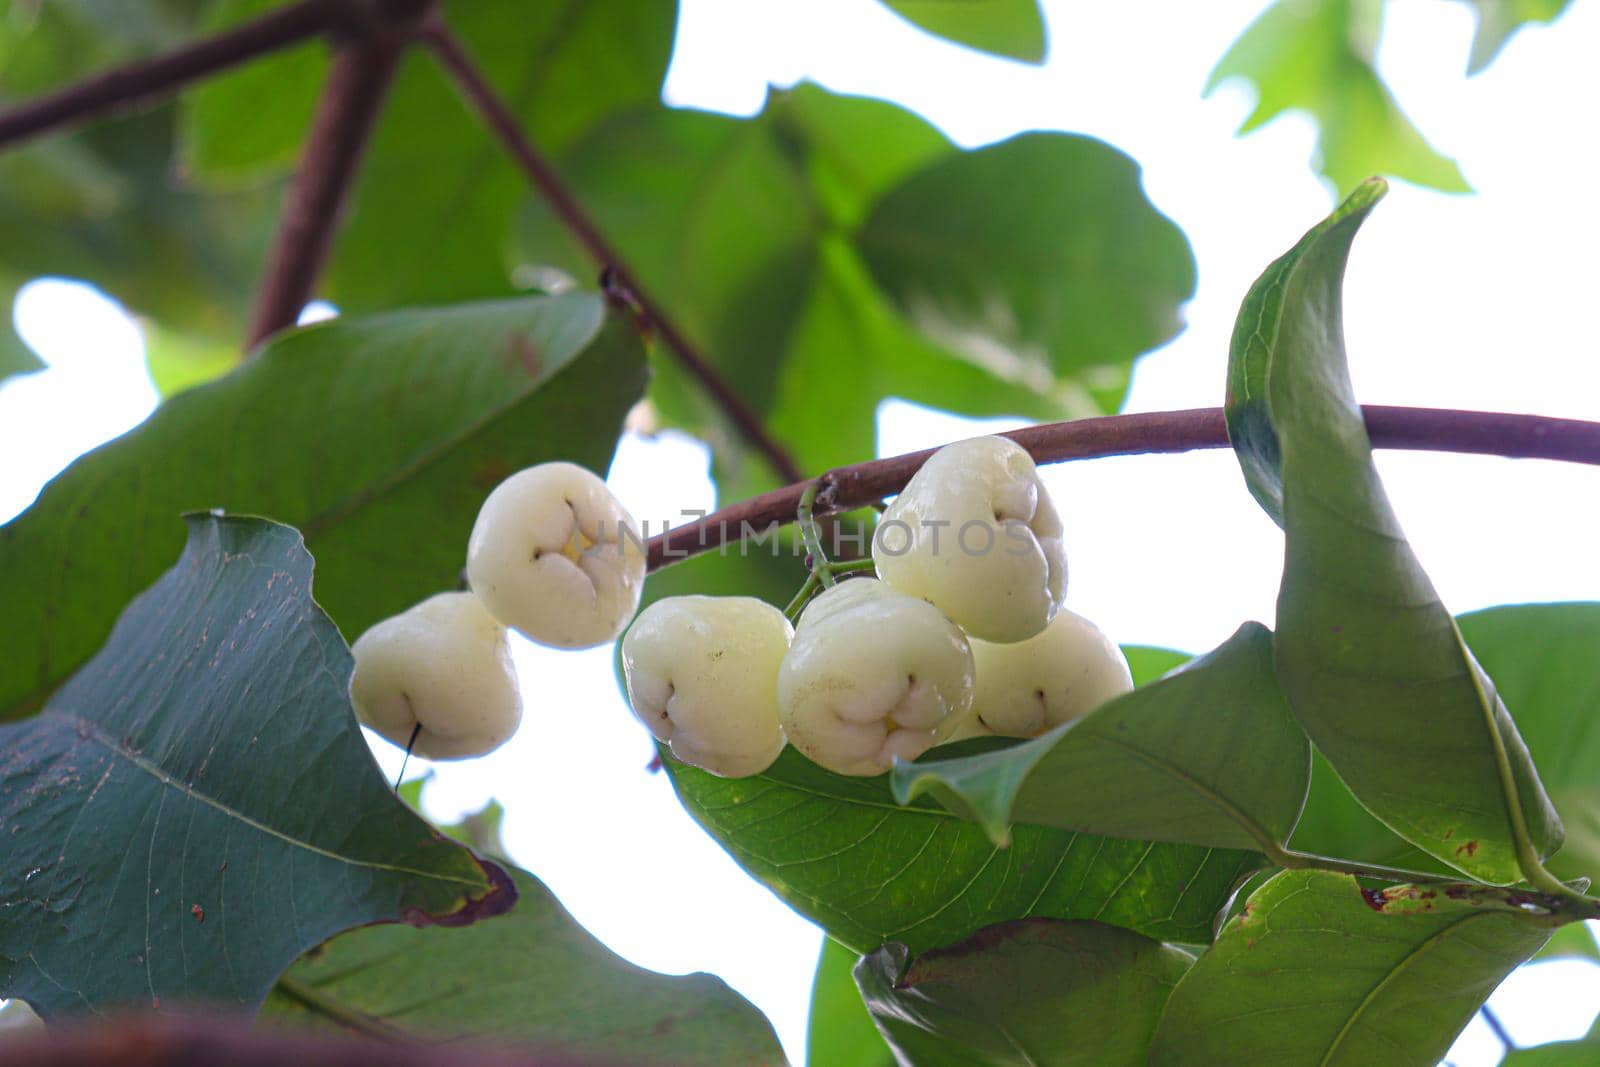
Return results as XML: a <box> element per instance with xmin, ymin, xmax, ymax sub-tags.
<box><xmin>4</xmin><ymin>1</ymin><xmax>1599</xmax><ymax>1063</ymax></box>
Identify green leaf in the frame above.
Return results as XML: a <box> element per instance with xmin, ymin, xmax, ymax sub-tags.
<box><xmin>0</xmin><ymin>281</ymin><xmax>46</xmax><ymax>386</ymax></box>
<box><xmin>0</xmin><ymin>110</ymin><xmax>276</xmax><ymax>362</ymax></box>
<box><xmin>856</xmin><ymin>919</ymin><xmax>1192</xmax><ymax>1066</ymax></box>
<box><xmin>263</xmin><ymin>866</ymin><xmax>784</xmax><ymax>1065</ymax></box>
<box><xmin>1458</xmin><ymin>0</ymin><xmax>1574</xmax><ymax>74</ymax></box>
<box><xmin>0</xmin><ymin>515</ymin><xmax>513</xmax><ymax>1018</ymax></box>
<box><xmin>877</xmin><ymin>0</ymin><xmax>1047</xmax><ymax>63</ymax></box>
<box><xmin>520</xmin><ymin>86</ymin><xmax>1193</xmax><ymax>491</ymax></box>
<box><xmin>1148</xmin><ymin>869</ymin><xmax>1555</xmax><ymax>1065</ymax></box>
<box><xmin>1121</xmin><ymin>645</ymin><xmax>1191</xmax><ymax>687</ymax></box>
<box><xmin>1458</xmin><ymin>603</ymin><xmax>1600</xmax><ymax>882</ymax></box>
<box><xmin>1530</xmin><ymin>918</ymin><xmax>1600</xmax><ymax>963</ymax></box>
<box><xmin>808</xmin><ymin>938</ymin><xmax>895</xmax><ymax>1067</ymax></box>
<box><xmin>1207</xmin><ymin>0</ymin><xmax>1469</xmax><ymax>194</ymax></box>
<box><xmin>1226</xmin><ymin>180</ymin><xmax>1562</xmax><ymax>884</ymax></box>
<box><xmin>0</xmin><ymin>293</ymin><xmax>647</xmax><ymax>721</ymax></box>
<box><xmin>1504</xmin><ymin>1029</ymin><xmax>1600</xmax><ymax>1065</ymax></box>
<box><xmin>856</xmin><ymin>131</ymin><xmax>1195</xmax><ymax>410</ymax></box>
<box><xmin>177</xmin><ymin>0</ymin><xmax>326</xmax><ymax>187</ymax></box>
<box><xmin>664</xmin><ymin>747</ymin><xmax>1263</xmax><ymax>956</ymax></box>
<box><xmin>893</xmin><ymin>624</ymin><xmax>1307</xmax><ymax>854</ymax></box>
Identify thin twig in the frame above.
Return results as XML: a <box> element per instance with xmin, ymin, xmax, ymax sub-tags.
<box><xmin>646</xmin><ymin>405</ymin><xmax>1600</xmax><ymax>570</ymax></box>
<box><xmin>0</xmin><ymin>0</ymin><xmax>391</xmax><ymax>150</ymax></box>
<box><xmin>1479</xmin><ymin>1004</ymin><xmax>1516</xmax><ymax>1051</ymax></box>
<box><xmin>245</xmin><ymin>5</ymin><xmax>423</xmax><ymax>348</ymax></box>
<box><xmin>418</xmin><ymin>19</ymin><xmax>805</xmax><ymax>485</ymax></box>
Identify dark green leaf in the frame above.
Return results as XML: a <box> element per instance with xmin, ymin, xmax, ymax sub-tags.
<box><xmin>1</xmin><ymin>293</ymin><xmax>647</xmax><ymax>721</ymax></box>
<box><xmin>1148</xmin><ymin>869</ymin><xmax>1555</xmax><ymax>1065</ymax></box>
<box><xmin>263</xmin><ymin>866</ymin><xmax>784</xmax><ymax>1065</ymax></box>
<box><xmin>1457</xmin><ymin>0</ymin><xmax>1574</xmax><ymax>74</ymax></box>
<box><xmin>1207</xmin><ymin>0</ymin><xmax>1468</xmax><ymax>194</ymax></box>
<box><xmin>0</xmin><ymin>515</ymin><xmax>513</xmax><ymax>1018</ymax></box>
<box><xmin>893</xmin><ymin>624</ymin><xmax>1307</xmax><ymax>854</ymax></box>
<box><xmin>664</xmin><ymin>746</ymin><xmax>1262</xmax><ymax>956</ymax></box>
<box><xmin>856</xmin><ymin>132</ymin><xmax>1195</xmax><ymax>411</ymax></box>
<box><xmin>877</xmin><ymin>0</ymin><xmax>1047</xmax><ymax>63</ymax></box>
<box><xmin>857</xmin><ymin>919</ymin><xmax>1192</xmax><ymax>1066</ymax></box>
<box><xmin>1226</xmin><ymin>180</ymin><xmax>1561</xmax><ymax>883</ymax></box>
<box><xmin>808</xmin><ymin>938</ymin><xmax>895</xmax><ymax>1067</ymax></box>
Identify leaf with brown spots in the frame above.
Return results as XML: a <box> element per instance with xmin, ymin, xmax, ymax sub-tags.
<box><xmin>1149</xmin><ymin>869</ymin><xmax>1556</xmax><ymax>1065</ymax></box>
<box><xmin>0</xmin><ymin>516</ymin><xmax>514</xmax><ymax>1019</ymax></box>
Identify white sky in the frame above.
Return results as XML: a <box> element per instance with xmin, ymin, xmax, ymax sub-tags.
<box><xmin>4</xmin><ymin>1</ymin><xmax>1600</xmax><ymax>1063</ymax></box>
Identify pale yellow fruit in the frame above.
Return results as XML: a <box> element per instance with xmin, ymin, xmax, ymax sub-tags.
<box><xmin>622</xmin><ymin>596</ymin><xmax>792</xmax><ymax>778</ymax></box>
<box><xmin>466</xmin><ymin>462</ymin><xmax>645</xmax><ymax>650</ymax></box>
<box><xmin>873</xmin><ymin>436</ymin><xmax>1066</xmax><ymax>644</ymax></box>
<box><xmin>955</xmin><ymin>609</ymin><xmax>1133</xmax><ymax>740</ymax></box>
<box><xmin>778</xmin><ymin>579</ymin><xmax>974</xmax><ymax>776</ymax></box>
<box><xmin>349</xmin><ymin>592</ymin><xmax>522</xmax><ymax>760</ymax></box>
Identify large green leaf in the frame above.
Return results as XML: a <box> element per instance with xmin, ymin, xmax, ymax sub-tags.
<box><xmin>1225</xmin><ymin>180</ymin><xmax>1561</xmax><ymax>884</ymax></box>
<box><xmin>520</xmin><ymin>86</ymin><xmax>1194</xmax><ymax>491</ymax></box>
<box><xmin>263</xmin><ymin>866</ymin><xmax>783</xmax><ymax>1065</ymax></box>
<box><xmin>1207</xmin><ymin>0</ymin><xmax>1468</xmax><ymax>194</ymax></box>
<box><xmin>0</xmin><ymin>515</ymin><xmax>513</xmax><ymax>1018</ymax></box>
<box><xmin>664</xmin><ymin>747</ymin><xmax>1262</xmax><ymax>956</ymax></box>
<box><xmin>1457</xmin><ymin>0</ymin><xmax>1574</xmax><ymax>73</ymax></box>
<box><xmin>808</xmin><ymin>938</ymin><xmax>895</xmax><ymax>1067</ymax></box>
<box><xmin>877</xmin><ymin>0</ymin><xmax>1047</xmax><ymax>63</ymax></box>
<box><xmin>1290</xmin><ymin>603</ymin><xmax>1600</xmax><ymax>883</ymax></box>
<box><xmin>856</xmin><ymin>131</ymin><xmax>1195</xmax><ymax>411</ymax></box>
<box><xmin>0</xmin><ymin>293</ymin><xmax>647</xmax><ymax>721</ymax></box>
<box><xmin>1147</xmin><ymin>869</ymin><xmax>1555</xmax><ymax>1065</ymax></box>
<box><xmin>856</xmin><ymin>919</ymin><xmax>1192</xmax><ymax>1066</ymax></box>
<box><xmin>892</xmin><ymin>623</ymin><xmax>1308</xmax><ymax>853</ymax></box>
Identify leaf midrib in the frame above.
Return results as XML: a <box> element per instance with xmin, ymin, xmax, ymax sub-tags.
<box><xmin>56</xmin><ymin>707</ymin><xmax>486</xmax><ymax>888</ymax></box>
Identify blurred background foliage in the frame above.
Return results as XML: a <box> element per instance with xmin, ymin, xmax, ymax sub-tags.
<box><xmin>0</xmin><ymin>0</ymin><xmax>1560</xmax><ymax>486</ymax></box>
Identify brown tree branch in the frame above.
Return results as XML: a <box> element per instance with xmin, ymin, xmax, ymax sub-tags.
<box><xmin>418</xmin><ymin>19</ymin><xmax>806</xmax><ymax>485</ymax></box>
<box><xmin>646</xmin><ymin>405</ymin><xmax>1600</xmax><ymax>570</ymax></box>
<box><xmin>0</xmin><ymin>0</ymin><xmax>386</xmax><ymax>151</ymax></box>
<box><xmin>0</xmin><ymin>1013</ymin><xmax>628</xmax><ymax>1067</ymax></box>
<box><xmin>245</xmin><ymin>3</ymin><xmax>428</xmax><ymax>349</ymax></box>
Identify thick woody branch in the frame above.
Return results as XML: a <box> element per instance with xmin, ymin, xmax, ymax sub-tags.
<box><xmin>419</xmin><ymin>20</ymin><xmax>806</xmax><ymax>485</ymax></box>
<box><xmin>0</xmin><ymin>0</ymin><xmax>388</xmax><ymax>150</ymax></box>
<box><xmin>646</xmin><ymin>404</ymin><xmax>1600</xmax><ymax>570</ymax></box>
<box><xmin>245</xmin><ymin>5</ymin><xmax>424</xmax><ymax>348</ymax></box>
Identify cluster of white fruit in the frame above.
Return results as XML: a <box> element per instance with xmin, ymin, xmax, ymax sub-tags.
<box><xmin>349</xmin><ymin>462</ymin><xmax>645</xmax><ymax>760</ymax></box>
<box><xmin>621</xmin><ymin>436</ymin><xmax>1133</xmax><ymax>778</ymax></box>
<box><xmin>348</xmin><ymin>437</ymin><xmax>1130</xmax><ymax>777</ymax></box>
